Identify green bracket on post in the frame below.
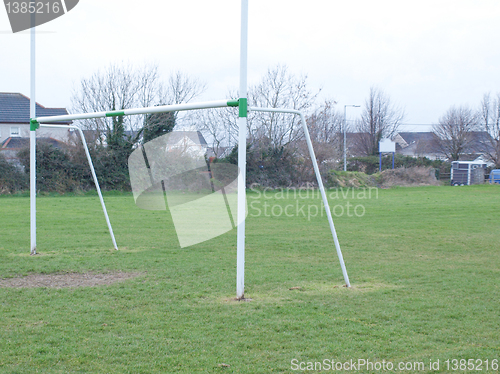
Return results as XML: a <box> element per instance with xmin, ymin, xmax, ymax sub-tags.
<box><xmin>227</xmin><ymin>98</ymin><xmax>247</xmax><ymax>117</ymax></box>
<box><xmin>30</xmin><ymin>118</ymin><xmax>39</xmax><ymax>131</ymax></box>
<box><xmin>238</xmin><ymin>98</ymin><xmax>247</xmax><ymax>118</ymax></box>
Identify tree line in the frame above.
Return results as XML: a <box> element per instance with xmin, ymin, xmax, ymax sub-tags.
<box><xmin>1</xmin><ymin>62</ymin><xmax>499</xmax><ymax>193</ymax></box>
<box><xmin>432</xmin><ymin>95</ymin><xmax>500</xmax><ymax>164</ymax></box>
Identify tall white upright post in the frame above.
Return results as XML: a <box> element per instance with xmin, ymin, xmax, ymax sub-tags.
<box><xmin>236</xmin><ymin>0</ymin><xmax>248</xmax><ymax>299</ymax></box>
<box><xmin>30</xmin><ymin>25</ymin><xmax>36</xmax><ymax>255</ymax></box>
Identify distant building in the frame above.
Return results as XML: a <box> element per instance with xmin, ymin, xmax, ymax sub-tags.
<box><xmin>0</xmin><ymin>93</ymin><xmax>71</xmax><ymax>164</ymax></box>
<box><xmin>393</xmin><ymin>131</ymin><xmax>493</xmax><ymax>162</ymax></box>
<box><xmin>206</xmin><ymin>146</ymin><xmax>232</xmax><ymax>160</ymax></box>
<box><xmin>164</xmin><ymin>131</ymin><xmax>208</xmax><ymax>159</ymax></box>
<box><xmin>393</xmin><ymin>132</ymin><xmax>445</xmax><ymax>160</ymax></box>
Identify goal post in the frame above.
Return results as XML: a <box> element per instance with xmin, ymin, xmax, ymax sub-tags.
<box><xmin>30</xmin><ymin>98</ymin><xmax>352</xmax><ymax>287</ymax></box>
<box><xmin>29</xmin><ymin>99</ymin><xmax>241</xmax><ymax>252</ymax></box>
<box><xmin>28</xmin><ymin>0</ymin><xmax>351</xmax><ymax>295</ymax></box>
<box><xmin>30</xmin><ymin>26</ymin><xmax>36</xmax><ymax>255</ymax></box>
<box><xmin>236</xmin><ymin>0</ymin><xmax>248</xmax><ymax>299</ymax></box>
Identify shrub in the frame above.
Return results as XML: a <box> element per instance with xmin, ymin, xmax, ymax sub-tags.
<box><xmin>219</xmin><ymin>145</ymin><xmax>309</xmax><ymax>187</ymax></box>
<box><xmin>16</xmin><ymin>140</ymin><xmax>133</xmax><ymax>193</ymax></box>
<box><xmin>0</xmin><ymin>153</ymin><xmax>28</xmax><ymax>193</ymax></box>
<box><xmin>17</xmin><ymin>141</ymin><xmax>79</xmax><ymax>193</ymax></box>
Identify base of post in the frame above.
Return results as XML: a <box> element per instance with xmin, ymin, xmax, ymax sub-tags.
<box><xmin>235</xmin><ymin>296</ymin><xmax>252</xmax><ymax>302</ymax></box>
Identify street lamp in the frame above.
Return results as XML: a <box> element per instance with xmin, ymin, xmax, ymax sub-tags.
<box><xmin>343</xmin><ymin>104</ymin><xmax>360</xmax><ymax>171</ymax></box>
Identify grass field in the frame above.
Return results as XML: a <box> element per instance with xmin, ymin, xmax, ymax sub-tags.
<box><xmin>0</xmin><ymin>185</ymin><xmax>499</xmax><ymax>373</ymax></box>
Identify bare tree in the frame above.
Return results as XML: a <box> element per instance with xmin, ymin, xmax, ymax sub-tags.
<box><xmin>205</xmin><ymin>64</ymin><xmax>320</xmax><ymax>156</ymax></box>
<box><xmin>165</xmin><ymin>71</ymin><xmax>206</xmax><ymax>106</ymax></box>
<box><xmin>246</xmin><ymin>65</ymin><xmax>320</xmax><ymax>149</ymax></box>
<box><xmin>479</xmin><ymin>93</ymin><xmax>500</xmax><ymax>167</ymax></box>
<box><xmin>304</xmin><ymin>99</ymin><xmax>343</xmax><ymax>166</ymax></box>
<box><xmin>195</xmin><ymin>108</ymin><xmax>228</xmax><ymax>159</ymax></box>
<box><xmin>354</xmin><ymin>87</ymin><xmax>404</xmax><ymax>156</ymax></box>
<box><xmin>432</xmin><ymin>105</ymin><xmax>480</xmax><ymax>161</ymax></box>
<box><xmin>71</xmin><ymin>63</ymin><xmax>205</xmax><ymax>145</ymax></box>
<box><xmin>71</xmin><ymin>63</ymin><xmax>159</xmax><ymax>144</ymax></box>
<box><xmin>138</xmin><ymin>71</ymin><xmax>207</xmax><ymax>142</ymax></box>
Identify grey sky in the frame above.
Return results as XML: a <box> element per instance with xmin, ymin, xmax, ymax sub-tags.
<box><xmin>2</xmin><ymin>0</ymin><xmax>500</xmax><ymax>130</ymax></box>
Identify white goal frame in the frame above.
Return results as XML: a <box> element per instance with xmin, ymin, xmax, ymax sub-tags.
<box><xmin>28</xmin><ymin>0</ymin><xmax>351</xmax><ymax>297</ymax></box>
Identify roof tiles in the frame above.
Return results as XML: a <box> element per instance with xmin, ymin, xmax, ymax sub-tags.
<box><xmin>0</xmin><ymin>92</ymin><xmax>70</xmax><ymax>124</ymax></box>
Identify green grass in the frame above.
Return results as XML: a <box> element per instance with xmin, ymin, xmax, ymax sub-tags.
<box><xmin>0</xmin><ymin>185</ymin><xmax>499</xmax><ymax>373</ymax></box>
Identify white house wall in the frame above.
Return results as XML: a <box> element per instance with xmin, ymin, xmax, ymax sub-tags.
<box><xmin>0</xmin><ymin>124</ymin><xmax>69</xmax><ymax>144</ymax></box>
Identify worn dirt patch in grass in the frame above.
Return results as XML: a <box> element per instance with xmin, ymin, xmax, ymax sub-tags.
<box><xmin>0</xmin><ymin>271</ymin><xmax>143</xmax><ymax>289</ymax></box>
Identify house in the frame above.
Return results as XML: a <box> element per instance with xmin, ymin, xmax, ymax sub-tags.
<box><xmin>393</xmin><ymin>132</ymin><xmax>445</xmax><ymax>160</ymax></box>
<box><xmin>0</xmin><ymin>92</ymin><xmax>71</xmax><ymax>146</ymax></box>
<box><xmin>206</xmin><ymin>146</ymin><xmax>232</xmax><ymax>160</ymax></box>
<box><xmin>393</xmin><ymin>131</ymin><xmax>493</xmax><ymax>161</ymax></box>
<box><xmin>164</xmin><ymin>131</ymin><xmax>208</xmax><ymax>159</ymax></box>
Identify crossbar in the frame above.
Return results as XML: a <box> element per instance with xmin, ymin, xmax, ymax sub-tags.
<box><xmin>34</xmin><ymin>99</ymin><xmax>237</xmax><ymax>124</ymax></box>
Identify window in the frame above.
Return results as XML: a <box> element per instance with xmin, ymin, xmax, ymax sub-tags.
<box><xmin>10</xmin><ymin>126</ymin><xmax>20</xmax><ymax>137</ymax></box>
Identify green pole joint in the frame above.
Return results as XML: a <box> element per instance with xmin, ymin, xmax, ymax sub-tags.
<box><xmin>30</xmin><ymin>118</ymin><xmax>39</xmax><ymax>131</ymax></box>
<box><xmin>106</xmin><ymin>110</ymin><xmax>125</xmax><ymax>117</ymax></box>
<box><xmin>227</xmin><ymin>99</ymin><xmax>239</xmax><ymax>107</ymax></box>
<box><xmin>238</xmin><ymin>98</ymin><xmax>247</xmax><ymax>118</ymax></box>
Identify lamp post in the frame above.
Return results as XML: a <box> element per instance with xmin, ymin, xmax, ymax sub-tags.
<box><xmin>343</xmin><ymin>105</ymin><xmax>360</xmax><ymax>172</ymax></box>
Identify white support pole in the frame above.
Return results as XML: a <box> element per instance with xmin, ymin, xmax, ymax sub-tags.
<box><xmin>236</xmin><ymin>0</ymin><xmax>248</xmax><ymax>299</ymax></box>
<box><xmin>39</xmin><ymin>124</ymin><xmax>118</xmax><ymax>250</ymax></box>
<box><xmin>30</xmin><ymin>25</ymin><xmax>36</xmax><ymax>255</ymax></box>
<box><xmin>250</xmin><ymin>107</ymin><xmax>351</xmax><ymax>287</ymax></box>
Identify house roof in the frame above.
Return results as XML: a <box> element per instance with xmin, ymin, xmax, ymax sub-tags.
<box><xmin>168</xmin><ymin>131</ymin><xmax>207</xmax><ymax>146</ymax></box>
<box><xmin>207</xmin><ymin>146</ymin><xmax>231</xmax><ymax>159</ymax></box>
<box><xmin>396</xmin><ymin>132</ymin><xmax>436</xmax><ymax>146</ymax></box>
<box><xmin>0</xmin><ymin>92</ymin><xmax>70</xmax><ymax>124</ymax></box>
<box><xmin>468</xmin><ymin>131</ymin><xmax>493</xmax><ymax>143</ymax></box>
<box><xmin>1</xmin><ymin>137</ymin><xmax>65</xmax><ymax>150</ymax></box>
<box><xmin>396</xmin><ymin>131</ymin><xmax>492</xmax><ymax>146</ymax></box>
<box><xmin>395</xmin><ymin>131</ymin><xmax>494</xmax><ymax>158</ymax></box>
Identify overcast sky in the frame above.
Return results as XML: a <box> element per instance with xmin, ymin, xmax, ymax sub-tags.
<box><xmin>2</xmin><ymin>0</ymin><xmax>500</xmax><ymax>130</ymax></box>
